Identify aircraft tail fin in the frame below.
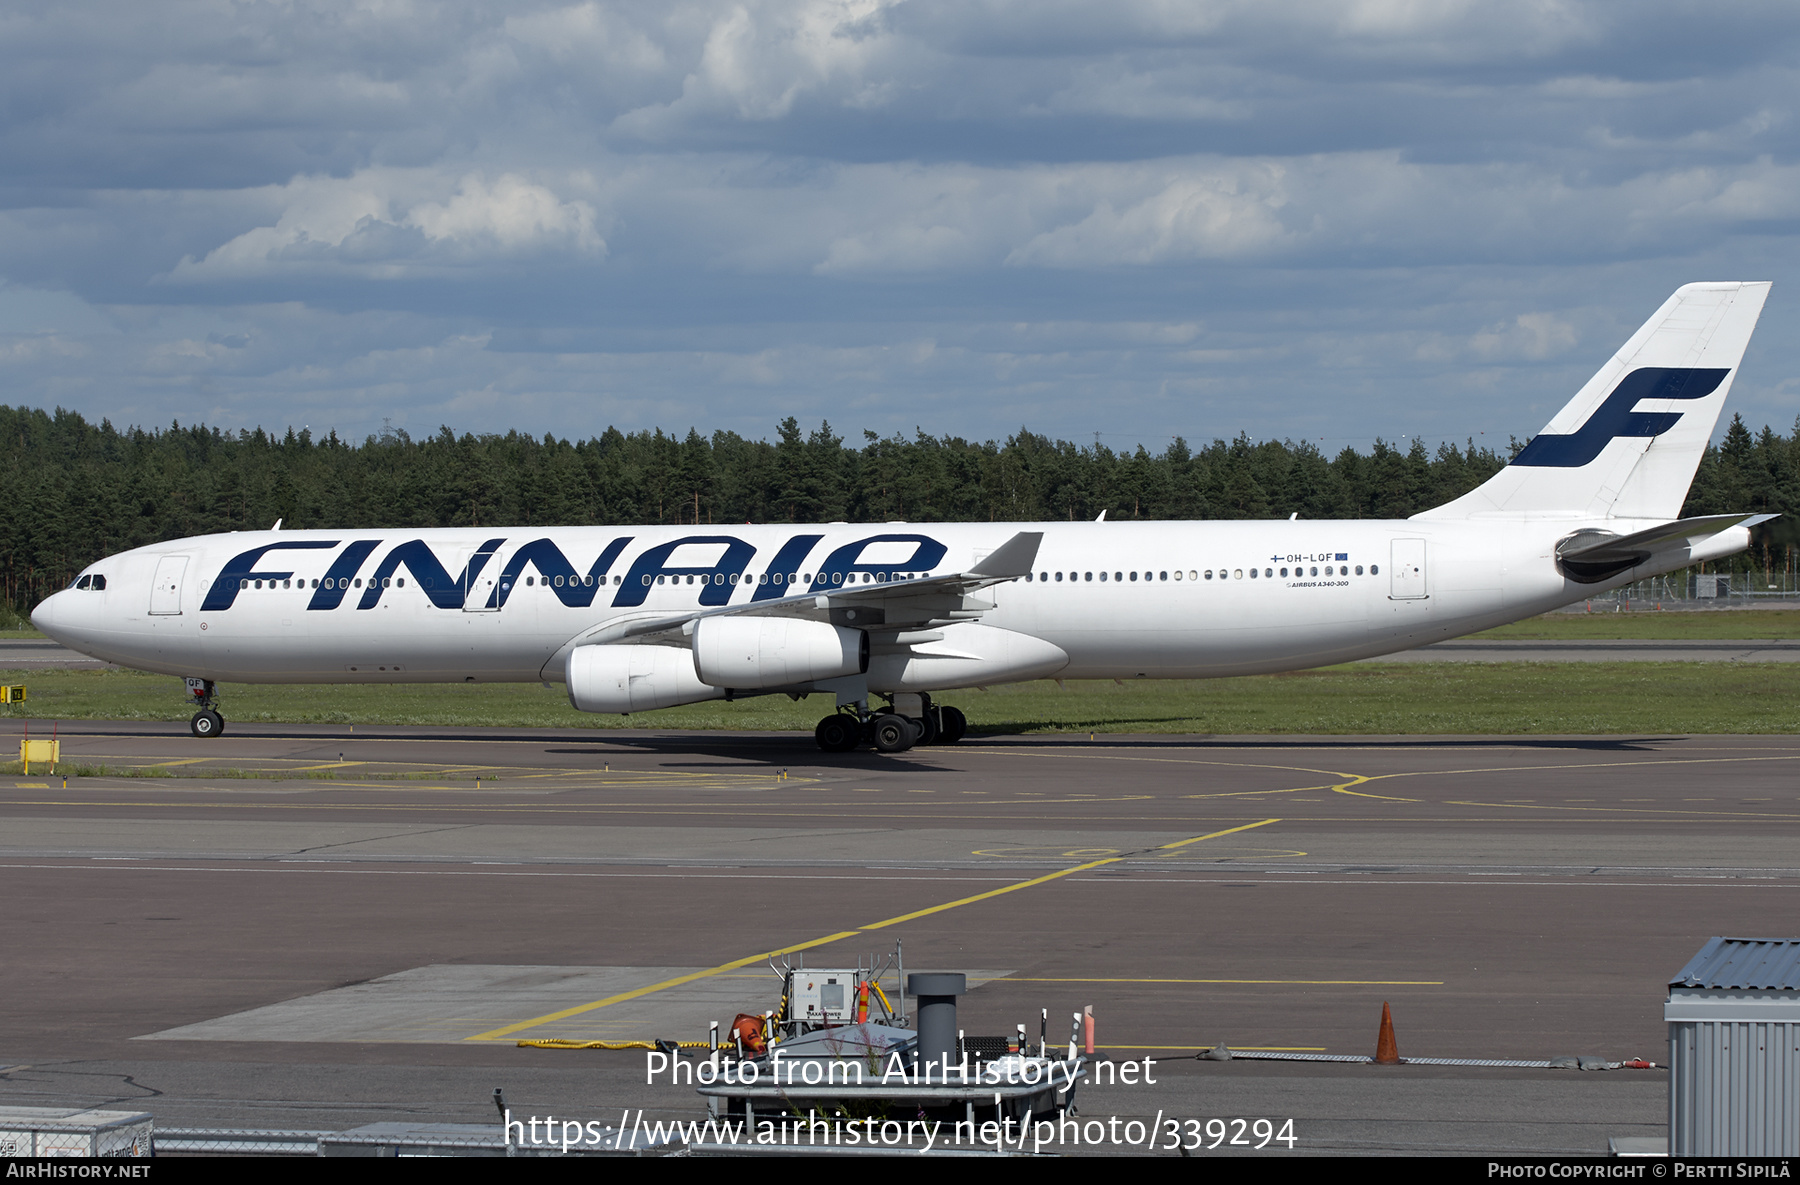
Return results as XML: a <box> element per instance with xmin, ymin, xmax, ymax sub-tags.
<box><xmin>1418</xmin><ymin>282</ymin><xmax>1771</xmax><ymax>521</ymax></box>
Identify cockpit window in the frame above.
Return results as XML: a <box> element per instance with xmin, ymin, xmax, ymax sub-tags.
<box><xmin>75</xmin><ymin>575</ymin><xmax>91</xmax><ymax>589</ymax></box>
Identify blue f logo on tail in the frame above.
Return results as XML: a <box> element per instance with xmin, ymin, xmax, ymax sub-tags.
<box><xmin>1512</xmin><ymin>367</ymin><xmax>1731</xmax><ymax>468</ymax></box>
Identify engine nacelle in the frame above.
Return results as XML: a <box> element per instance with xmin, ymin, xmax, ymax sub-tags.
<box><xmin>566</xmin><ymin>644</ymin><xmax>724</xmax><ymax>714</ymax></box>
<box><xmin>692</xmin><ymin>617</ymin><xmax>868</xmax><ymax>689</ymax></box>
<box><xmin>864</xmin><ymin>622</ymin><xmax>1068</xmax><ymax>691</ymax></box>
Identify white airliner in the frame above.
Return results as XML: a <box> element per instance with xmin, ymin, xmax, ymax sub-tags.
<box><xmin>33</xmin><ymin>283</ymin><xmax>1775</xmax><ymax>751</ymax></box>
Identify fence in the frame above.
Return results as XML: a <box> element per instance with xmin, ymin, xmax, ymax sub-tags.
<box><xmin>1576</xmin><ymin>567</ymin><xmax>1800</xmax><ymax>608</ymax></box>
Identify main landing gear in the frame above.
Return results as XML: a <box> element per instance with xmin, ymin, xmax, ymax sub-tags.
<box><xmin>185</xmin><ymin>677</ymin><xmax>225</xmax><ymax>738</ymax></box>
<box><xmin>814</xmin><ymin>694</ymin><xmax>966</xmax><ymax>754</ymax></box>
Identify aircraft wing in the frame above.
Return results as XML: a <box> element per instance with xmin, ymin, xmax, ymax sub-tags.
<box><xmin>556</xmin><ymin>531</ymin><xmax>1044</xmax><ymax>652</ymax></box>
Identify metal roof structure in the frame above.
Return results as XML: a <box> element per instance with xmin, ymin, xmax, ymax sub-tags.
<box><xmin>1670</xmin><ymin>936</ymin><xmax>1800</xmax><ymax>992</ymax></box>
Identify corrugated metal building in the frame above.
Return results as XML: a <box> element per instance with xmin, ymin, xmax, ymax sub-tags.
<box><xmin>1667</xmin><ymin>936</ymin><xmax>1800</xmax><ymax>1155</ymax></box>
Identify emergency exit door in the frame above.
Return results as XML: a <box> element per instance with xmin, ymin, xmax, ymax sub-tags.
<box><xmin>149</xmin><ymin>555</ymin><xmax>189</xmax><ymax>615</ymax></box>
<box><xmin>1389</xmin><ymin>539</ymin><xmax>1428</xmax><ymax>600</ymax></box>
<box><xmin>462</xmin><ymin>549</ymin><xmax>499</xmax><ymax>612</ymax></box>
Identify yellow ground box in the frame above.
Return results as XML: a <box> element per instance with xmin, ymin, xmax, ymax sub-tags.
<box><xmin>20</xmin><ymin>738</ymin><xmax>59</xmax><ymax>773</ymax></box>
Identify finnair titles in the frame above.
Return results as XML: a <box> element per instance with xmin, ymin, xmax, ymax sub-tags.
<box><xmin>35</xmin><ymin>283</ymin><xmax>1776</xmax><ymax>752</ymax></box>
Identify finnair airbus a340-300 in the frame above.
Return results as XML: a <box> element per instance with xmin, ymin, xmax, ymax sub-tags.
<box><xmin>33</xmin><ymin>283</ymin><xmax>1776</xmax><ymax>752</ymax></box>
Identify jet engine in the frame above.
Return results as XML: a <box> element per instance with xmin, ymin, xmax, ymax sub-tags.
<box><xmin>691</xmin><ymin>617</ymin><xmax>868</xmax><ymax>689</ymax></box>
<box><xmin>864</xmin><ymin>622</ymin><xmax>1068</xmax><ymax>690</ymax></box>
<box><xmin>565</xmin><ymin>644</ymin><xmax>724</xmax><ymax>714</ymax></box>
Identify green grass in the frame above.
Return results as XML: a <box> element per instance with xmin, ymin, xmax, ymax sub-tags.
<box><xmin>0</xmin><ymin>663</ymin><xmax>1793</xmax><ymax>735</ymax></box>
<box><xmin>0</xmin><ymin>760</ymin><xmax>468</xmax><ymax>780</ymax></box>
<box><xmin>1472</xmin><ymin>608</ymin><xmax>1800</xmax><ymax>640</ymax></box>
<box><xmin>1</xmin><ymin>762</ymin><xmax>175</xmax><ymax>779</ymax></box>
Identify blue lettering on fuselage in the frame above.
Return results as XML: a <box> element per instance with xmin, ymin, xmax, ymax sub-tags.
<box><xmin>201</xmin><ymin>541</ymin><xmax>340</xmax><ymax>611</ymax></box>
<box><xmin>807</xmin><ymin>534</ymin><xmax>948</xmax><ymax>591</ymax></box>
<box><xmin>751</xmin><ymin>535</ymin><xmax>824</xmax><ymax>602</ymax></box>
<box><xmin>487</xmin><ymin>537</ymin><xmax>632</xmax><ymax>608</ymax></box>
<box><xmin>200</xmin><ymin>531</ymin><xmax>955</xmax><ymax>615</ymax></box>
<box><xmin>307</xmin><ymin>540</ymin><xmax>381</xmax><ymax>610</ymax></box>
<box><xmin>1512</xmin><ymin>367</ymin><xmax>1730</xmax><ymax>467</ymax></box>
<box><xmin>357</xmin><ymin>539</ymin><xmax>507</xmax><ymax>609</ymax></box>
<box><xmin>613</xmin><ymin>536</ymin><xmax>757</xmax><ymax>608</ymax></box>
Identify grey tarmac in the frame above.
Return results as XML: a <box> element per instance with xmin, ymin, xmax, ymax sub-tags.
<box><xmin>3</xmin><ymin>721</ymin><xmax>1796</xmax><ymax>1156</ymax></box>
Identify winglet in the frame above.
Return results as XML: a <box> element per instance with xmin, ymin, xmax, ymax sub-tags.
<box><xmin>970</xmin><ymin>531</ymin><xmax>1043</xmax><ymax>578</ymax></box>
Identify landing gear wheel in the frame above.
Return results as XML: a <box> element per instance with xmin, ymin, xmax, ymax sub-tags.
<box><xmin>938</xmin><ymin>706</ymin><xmax>967</xmax><ymax>744</ymax></box>
<box><xmin>870</xmin><ymin>713</ymin><xmax>915</xmax><ymax>753</ymax></box>
<box><xmin>190</xmin><ymin>709</ymin><xmax>224</xmax><ymax>738</ymax></box>
<box><xmin>915</xmin><ymin>710</ymin><xmax>940</xmax><ymax>746</ymax></box>
<box><xmin>814</xmin><ymin>714</ymin><xmax>860</xmax><ymax>753</ymax></box>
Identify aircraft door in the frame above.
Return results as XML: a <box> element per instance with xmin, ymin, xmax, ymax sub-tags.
<box><xmin>149</xmin><ymin>555</ymin><xmax>189</xmax><ymax>615</ymax></box>
<box><xmin>462</xmin><ymin>549</ymin><xmax>499</xmax><ymax>612</ymax></box>
<box><xmin>1389</xmin><ymin>539</ymin><xmax>1428</xmax><ymax>600</ymax></box>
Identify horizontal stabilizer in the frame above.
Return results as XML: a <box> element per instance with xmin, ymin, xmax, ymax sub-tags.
<box><xmin>1556</xmin><ymin>513</ymin><xmax>1777</xmax><ymax>583</ymax></box>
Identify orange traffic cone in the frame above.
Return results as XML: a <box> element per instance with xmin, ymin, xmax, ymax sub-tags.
<box><xmin>1374</xmin><ymin>1002</ymin><xmax>1401</xmax><ymax>1064</ymax></box>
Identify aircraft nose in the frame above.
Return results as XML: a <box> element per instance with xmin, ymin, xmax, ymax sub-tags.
<box><xmin>30</xmin><ymin>591</ymin><xmax>66</xmax><ymax>640</ymax></box>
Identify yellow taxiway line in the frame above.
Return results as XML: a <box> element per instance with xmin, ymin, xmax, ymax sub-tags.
<box><xmin>464</xmin><ymin>819</ymin><xmax>1282</xmax><ymax>1042</ymax></box>
<box><xmin>1003</xmin><ymin>977</ymin><xmax>1443</xmax><ymax>986</ymax></box>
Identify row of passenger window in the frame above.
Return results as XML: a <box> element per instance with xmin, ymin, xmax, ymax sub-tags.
<box><xmin>240</xmin><ymin>577</ymin><xmax>400</xmax><ymax>589</ymax></box>
<box><xmin>638</xmin><ymin>571</ymin><xmax>922</xmax><ymax>587</ymax></box>
<box><xmin>524</xmin><ymin>574</ymin><xmax>610</xmax><ymax>586</ymax></box>
<box><xmin>236</xmin><ymin>563</ymin><xmax>1379</xmax><ymax>595</ymax></box>
<box><xmin>238</xmin><ymin>575</ymin><xmax>620</xmax><ymax>591</ymax></box>
<box><xmin>235</xmin><ymin>570</ymin><xmax>930</xmax><ymax>592</ymax></box>
<box><xmin>1026</xmin><ymin>564</ymin><xmax>1375</xmax><ymax>583</ymax></box>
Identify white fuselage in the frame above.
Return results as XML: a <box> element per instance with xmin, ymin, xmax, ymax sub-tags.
<box><xmin>27</xmin><ymin>284</ymin><xmax>1772</xmax><ymax>716</ymax></box>
<box><xmin>30</xmin><ymin>516</ymin><xmax>1733</xmax><ymax>693</ymax></box>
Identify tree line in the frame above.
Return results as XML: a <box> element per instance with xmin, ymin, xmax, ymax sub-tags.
<box><xmin>3</xmin><ymin>405</ymin><xmax>1796</xmax><ymax>613</ymax></box>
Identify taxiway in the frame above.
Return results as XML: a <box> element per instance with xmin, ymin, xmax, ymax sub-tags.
<box><xmin>4</xmin><ymin>723</ymin><xmax>1796</xmax><ymax>1155</ymax></box>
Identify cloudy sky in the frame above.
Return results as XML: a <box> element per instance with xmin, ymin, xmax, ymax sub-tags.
<box><xmin>3</xmin><ymin>0</ymin><xmax>1798</xmax><ymax>453</ymax></box>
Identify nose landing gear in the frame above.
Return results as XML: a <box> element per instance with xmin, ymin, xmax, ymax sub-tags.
<box><xmin>184</xmin><ymin>677</ymin><xmax>225</xmax><ymax>738</ymax></box>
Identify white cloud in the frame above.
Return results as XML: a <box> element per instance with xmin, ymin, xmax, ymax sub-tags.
<box><xmin>2</xmin><ymin>0</ymin><xmax>1799</xmax><ymax>450</ymax></box>
<box><xmin>406</xmin><ymin>174</ymin><xmax>605</xmax><ymax>252</ymax></box>
<box><xmin>1006</xmin><ymin>164</ymin><xmax>1295</xmax><ymax>267</ymax></box>
<box><xmin>504</xmin><ymin>3</ymin><xmax>671</xmax><ymax>77</ymax></box>
<box><xmin>0</xmin><ymin>283</ymin><xmax>117</xmax><ymax>336</ymax></box>
<box><xmin>609</xmin><ymin>0</ymin><xmax>905</xmax><ymax>137</ymax></box>
<box><xmin>170</xmin><ymin>170</ymin><xmax>604</xmax><ymax>280</ymax></box>
<box><xmin>1036</xmin><ymin>65</ymin><xmax>1252</xmax><ymax>122</ymax></box>
<box><xmin>910</xmin><ymin>0</ymin><xmax>1601</xmax><ymax>62</ymax></box>
<box><xmin>148</xmin><ymin>147</ymin><xmax>1800</xmax><ymax>293</ymax></box>
<box><xmin>0</xmin><ymin>335</ymin><xmax>88</xmax><ymax>366</ymax></box>
<box><xmin>1470</xmin><ymin>311</ymin><xmax>1579</xmax><ymax>361</ymax></box>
